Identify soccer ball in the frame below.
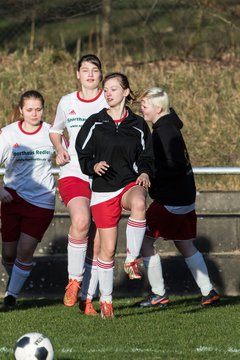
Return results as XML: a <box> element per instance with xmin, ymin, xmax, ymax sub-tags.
<box><xmin>14</xmin><ymin>332</ymin><xmax>54</xmax><ymax>360</ymax></box>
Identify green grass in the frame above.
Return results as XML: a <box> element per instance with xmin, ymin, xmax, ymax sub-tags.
<box><xmin>0</xmin><ymin>296</ymin><xmax>240</xmax><ymax>359</ymax></box>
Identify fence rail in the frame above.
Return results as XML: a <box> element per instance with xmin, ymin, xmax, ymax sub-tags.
<box><xmin>1</xmin><ymin>167</ymin><xmax>240</xmax><ymax>176</ymax></box>
<box><xmin>192</xmin><ymin>167</ymin><xmax>240</xmax><ymax>175</ymax></box>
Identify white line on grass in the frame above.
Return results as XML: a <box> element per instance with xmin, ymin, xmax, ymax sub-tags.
<box><xmin>58</xmin><ymin>347</ymin><xmax>240</xmax><ymax>356</ymax></box>
<box><xmin>57</xmin><ymin>347</ymin><xmax>183</xmax><ymax>355</ymax></box>
<box><xmin>88</xmin><ymin>347</ymin><xmax>183</xmax><ymax>355</ymax></box>
<box><xmin>4</xmin><ymin>346</ymin><xmax>240</xmax><ymax>356</ymax></box>
<box><xmin>227</xmin><ymin>348</ymin><xmax>240</xmax><ymax>354</ymax></box>
<box><xmin>196</xmin><ymin>346</ymin><xmax>240</xmax><ymax>354</ymax></box>
<box><xmin>0</xmin><ymin>347</ymin><xmax>13</xmax><ymax>353</ymax></box>
<box><xmin>61</xmin><ymin>348</ymin><xmax>73</xmax><ymax>353</ymax></box>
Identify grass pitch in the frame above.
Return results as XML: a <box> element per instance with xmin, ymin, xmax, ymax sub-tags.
<box><xmin>0</xmin><ymin>295</ymin><xmax>240</xmax><ymax>360</ymax></box>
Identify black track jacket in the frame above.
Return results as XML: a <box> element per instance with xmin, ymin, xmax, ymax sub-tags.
<box><xmin>75</xmin><ymin>107</ymin><xmax>154</xmax><ymax>193</ymax></box>
<box><xmin>149</xmin><ymin>108</ymin><xmax>196</xmax><ymax>205</ymax></box>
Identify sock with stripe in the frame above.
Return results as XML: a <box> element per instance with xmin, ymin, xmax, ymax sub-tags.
<box><xmin>97</xmin><ymin>258</ymin><xmax>114</xmax><ymax>303</ymax></box>
<box><xmin>125</xmin><ymin>217</ymin><xmax>146</xmax><ymax>263</ymax></box>
<box><xmin>81</xmin><ymin>257</ymin><xmax>99</xmax><ymax>301</ymax></box>
<box><xmin>6</xmin><ymin>259</ymin><xmax>33</xmax><ymax>298</ymax></box>
<box><xmin>143</xmin><ymin>254</ymin><xmax>165</xmax><ymax>296</ymax></box>
<box><xmin>67</xmin><ymin>234</ymin><xmax>88</xmax><ymax>282</ymax></box>
<box><xmin>185</xmin><ymin>251</ymin><xmax>213</xmax><ymax>296</ymax></box>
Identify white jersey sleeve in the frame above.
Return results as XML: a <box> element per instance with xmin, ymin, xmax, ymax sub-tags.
<box><xmin>49</xmin><ymin>96</ymin><xmax>68</xmax><ymax>135</ymax></box>
<box><xmin>0</xmin><ymin>128</ymin><xmax>11</xmax><ymax>165</ymax></box>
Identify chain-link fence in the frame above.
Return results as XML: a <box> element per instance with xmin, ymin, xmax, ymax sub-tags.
<box><xmin>0</xmin><ymin>0</ymin><xmax>239</xmax><ymax>60</ymax></box>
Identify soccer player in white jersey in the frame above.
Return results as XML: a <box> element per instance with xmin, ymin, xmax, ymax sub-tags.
<box><xmin>0</xmin><ymin>90</ymin><xmax>55</xmax><ymax>310</ymax></box>
<box><xmin>49</xmin><ymin>54</ymin><xmax>108</xmax><ymax>315</ymax></box>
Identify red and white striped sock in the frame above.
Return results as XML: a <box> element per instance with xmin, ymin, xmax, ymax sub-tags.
<box><xmin>81</xmin><ymin>257</ymin><xmax>98</xmax><ymax>301</ymax></box>
<box><xmin>125</xmin><ymin>217</ymin><xmax>146</xmax><ymax>263</ymax></box>
<box><xmin>67</xmin><ymin>234</ymin><xmax>88</xmax><ymax>282</ymax></box>
<box><xmin>6</xmin><ymin>258</ymin><xmax>33</xmax><ymax>298</ymax></box>
<box><xmin>97</xmin><ymin>258</ymin><xmax>114</xmax><ymax>303</ymax></box>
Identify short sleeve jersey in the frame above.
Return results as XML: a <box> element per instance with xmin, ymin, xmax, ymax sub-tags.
<box><xmin>49</xmin><ymin>90</ymin><xmax>107</xmax><ymax>180</ymax></box>
<box><xmin>0</xmin><ymin>121</ymin><xmax>55</xmax><ymax>209</ymax></box>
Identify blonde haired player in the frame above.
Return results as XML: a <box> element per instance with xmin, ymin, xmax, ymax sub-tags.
<box><xmin>0</xmin><ymin>90</ymin><xmax>55</xmax><ymax>310</ymax></box>
<box><xmin>49</xmin><ymin>54</ymin><xmax>108</xmax><ymax>315</ymax></box>
<box><xmin>139</xmin><ymin>87</ymin><xmax>220</xmax><ymax>307</ymax></box>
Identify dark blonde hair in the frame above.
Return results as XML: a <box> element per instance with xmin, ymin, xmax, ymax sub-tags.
<box><xmin>103</xmin><ymin>72</ymin><xmax>135</xmax><ymax>104</ymax></box>
<box><xmin>11</xmin><ymin>90</ymin><xmax>44</xmax><ymax>122</ymax></box>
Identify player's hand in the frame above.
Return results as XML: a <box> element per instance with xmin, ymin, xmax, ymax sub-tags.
<box><xmin>136</xmin><ymin>173</ymin><xmax>151</xmax><ymax>188</ymax></box>
<box><xmin>93</xmin><ymin>161</ymin><xmax>110</xmax><ymax>176</ymax></box>
<box><xmin>0</xmin><ymin>187</ymin><xmax>13</xmax><ymax>203</ymax></box>
<box><xmin>56</xmin><ymin>148</ymin><xmax>70</xmax><ymax>165</ymax></box>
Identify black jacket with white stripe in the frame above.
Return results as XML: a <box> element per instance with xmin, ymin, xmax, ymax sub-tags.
<box><xmin>75</xmin><ymin>107</ymin><xmax>154</xmax><ymax>193</ymax></box>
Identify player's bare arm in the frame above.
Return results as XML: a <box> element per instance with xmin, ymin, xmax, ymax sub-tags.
<box><xmin>49</xmin><ymin>132</ymin><xmax>70</xmax><ymax>165</ymax></box>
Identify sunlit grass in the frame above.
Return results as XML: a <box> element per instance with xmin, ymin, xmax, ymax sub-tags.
<box><xmin>0</xmin><ymin>296</ymin><xmax>239</xmax><ymax>360</ymax></box>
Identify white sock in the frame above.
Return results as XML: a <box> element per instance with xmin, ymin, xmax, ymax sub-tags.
<box><xmin>143</xmin><ymin>254</ymin><xmax>165</xmax><ymax>296</ymax></box>
<box><xmin>6</xmin><ymin>259</ymin><xmax>33</xmax><ymax>298</ymax></box>
<box><xmin>185</xmin><ymin>251</ymin><xmax>213</xmax><ymax>296</ymax></box>
<box><xmin>67</xmin><ymin>234</ymin><xmax>88</xmax><ymax>282</ymax></box>
<box><xmin>125</xmin><ymin>218</ymin><xmax>146</xmax><ymax>263</ymax></box>
<box><xmin>97</xmin><ymin>258</ymin><xmax>114</xmax><ymax>303</ymax></box>
<box><xmin>81</xmin><ymin>257</ymin><xmax>99</xmax><ymax>301</ymax></box>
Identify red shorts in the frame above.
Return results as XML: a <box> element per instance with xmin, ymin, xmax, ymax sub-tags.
<box><xmin>58</xmin><ymin>176</ymin><xmax>91</xmax><ymax>206</ymax></box>
<box><xmin>1</xmin><ymin>188</ymin><xmax>54</xmax><ymax>242</ymax></box>
<box><xmin>146</xmin><ymin>200</ymin><xmax>197</xmax><ymax>240</ymax></box>
<box><xmin>91</xmin><ymin>182</ymin><xmax>137</xmax><ymax>228</ymax></box>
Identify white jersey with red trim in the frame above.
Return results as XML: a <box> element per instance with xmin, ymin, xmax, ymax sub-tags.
<box><xmin>0</xmin><ymin>121</ymin><xmax>55</xmax><ymax>209</ymax></box>
<box><xmin>49</xmin><ymin>90</ymin><xmax>107</xmax><ymax>180</ymax></box>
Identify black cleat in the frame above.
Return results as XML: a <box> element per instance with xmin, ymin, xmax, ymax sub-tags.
<box><xmin>3</xmin><ymin>295</ymin><xmax>17</xmax><ymax>310</ymax></box>
<box><xmin>139</xmin><ymin>293</ymin><xmax>169</xmax><ymax>308</ymax></box>
<box><xmin>201</xmin><ymin>290</ymin><xmax>220</xmax><ymax>306</ymax></box>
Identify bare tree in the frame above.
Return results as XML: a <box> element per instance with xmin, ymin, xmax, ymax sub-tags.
<box><xmin>101</xmin><ymin>0</ymin><xmax>111</xmax><ymax>50</ymax></box>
